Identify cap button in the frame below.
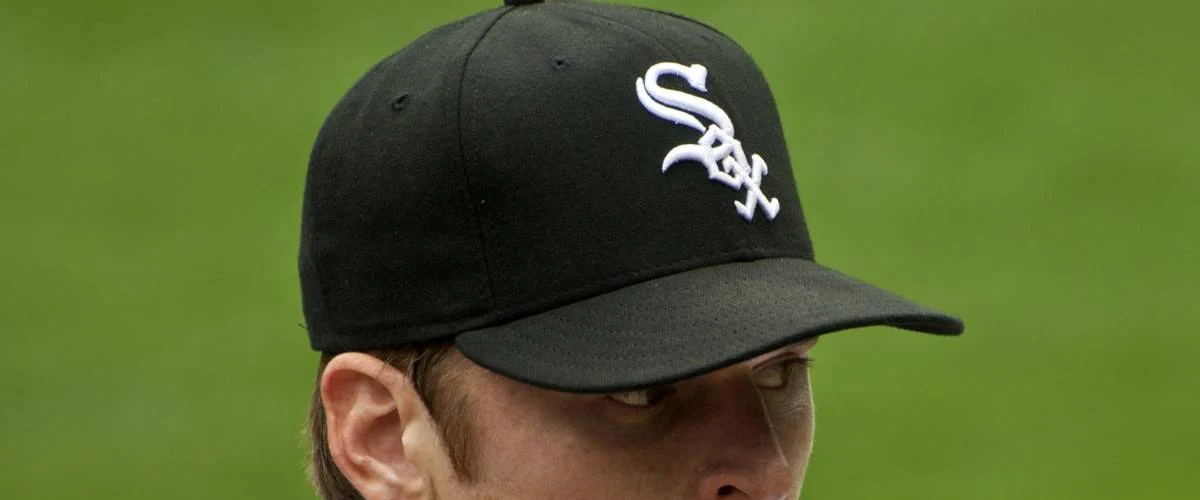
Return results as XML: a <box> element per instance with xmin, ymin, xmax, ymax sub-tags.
<box><xmin>504</xmin><ymin>0</ymin><xmax>544</xmax><ymax>5</ymax></box>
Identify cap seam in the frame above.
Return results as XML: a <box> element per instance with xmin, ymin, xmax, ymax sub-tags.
<box><xmin>466</xmin><ymin>3</ymin><xmax>680</xmax><ymax>312</ymax></box>
<box><xmin>554</xmin><ymin>2</ymin><xmax>678</xmax><ymax>58</ymax></box>
<box><xmin>556</xmin><ymin>1</ymin><xmax>758</xmax><ymax>247</ymax></box>
<box><xmin>617</xmin><ymin>8</ymin><xmax>781</xmax><ymax>247</ymax></box>
<box><xmin>703</xmin><ymin>38</ymin><xmax>761</xmax><ymax>247</ymax></box>
<box><xmin>625</xmin><ymin>5</ymin><xmax>750</xmax><ymax>59</ymax></box>
<box><xmin>455</xmin><ymin>7</ymin><xmax>519</xmax><ymax>313</ymax></box>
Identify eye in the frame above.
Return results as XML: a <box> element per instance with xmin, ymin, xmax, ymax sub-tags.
<box><xmin>752</xmin><ymin>358</ymin><xmax>810</xmax><ymax>389</ymax></box>
<box><xmin>607</xmin><ymin>387</ymin><xmax>672</xmax><ymax>408</ymax></box>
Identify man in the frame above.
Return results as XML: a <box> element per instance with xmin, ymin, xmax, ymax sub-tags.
<box><xmin>299</xmin><ymin>0</ymin><xmax>964</xmax><ymax>498</ymax></box>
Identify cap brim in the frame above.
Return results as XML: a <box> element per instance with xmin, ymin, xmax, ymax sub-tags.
<box><xmin>456</xmin><ymin>258</ymin><xmax>963</xmax><ymax>392</ymax></box>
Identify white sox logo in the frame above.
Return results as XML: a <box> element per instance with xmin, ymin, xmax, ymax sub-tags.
<box><xmin>636</xmin><ymin>62</ymin><xmax>781</xmax><ymax>221</ymax></box>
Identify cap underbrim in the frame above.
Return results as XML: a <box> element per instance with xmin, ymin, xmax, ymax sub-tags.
<box><xmin>455</xmin><ymin>258</ymin><xmax>963</xmax><ymax>392</ymax></box>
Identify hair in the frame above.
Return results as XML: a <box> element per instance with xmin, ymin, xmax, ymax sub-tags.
<box><xmin>306</xmin><ymin>342</ymin><xmax>478</xmax><ymax>499</ymax></box>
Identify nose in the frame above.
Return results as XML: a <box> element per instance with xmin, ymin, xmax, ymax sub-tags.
<box><xmin>690</xmin><ymin>377</ymin><xmax>806</xmax><ymax>499</ymax></box>
<box><xmin>696</xmin><ymin>466</ymin><xmax>794</xmax><ymax>500</ymax></box>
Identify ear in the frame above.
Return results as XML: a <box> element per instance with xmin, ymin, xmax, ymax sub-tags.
<box><xmin>320</xmin><ymin>352</ymin><xmax>439</xmax><ymax>500</ymax></box>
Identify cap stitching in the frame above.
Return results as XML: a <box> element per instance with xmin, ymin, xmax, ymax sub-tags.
<box><xmin>454</xmin><ymin>7</ymin><xmax>519</xmax><ymax>313</ymax></box>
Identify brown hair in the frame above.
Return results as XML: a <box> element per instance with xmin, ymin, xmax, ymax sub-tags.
<box><xmin>306</xmin><ymin>342</ymin><xmax>478</xmax><ymax>499</ymax></box>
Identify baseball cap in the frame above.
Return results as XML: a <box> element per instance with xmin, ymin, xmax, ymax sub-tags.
<box><xmin>299</xmin><ymin>0</ymin><xmax>964</xmax><ymax>392</ymax></box>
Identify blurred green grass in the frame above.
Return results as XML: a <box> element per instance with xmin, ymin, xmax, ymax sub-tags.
<box><xmin>1</xmin><ymin>0</ymin><xmax>1196</xmax><ymax>498</ymax></box>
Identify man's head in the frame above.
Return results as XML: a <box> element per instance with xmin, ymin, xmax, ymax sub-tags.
<box><xmin>300</xmin><ymin>1</ymin><xmax>963</xmax><ymax>498</ymax></box>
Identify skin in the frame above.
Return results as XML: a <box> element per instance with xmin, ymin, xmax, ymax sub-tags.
<box><xmin>321</xmin><ymin>337</ymin><xmax>818</xmax><ymax>500</ymax></box>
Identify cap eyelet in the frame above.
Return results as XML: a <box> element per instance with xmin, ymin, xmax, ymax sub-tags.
<box><xmin>390</xmin><ymin>93</ymin><xmax>410</xmax><ymax>111</ymax></box>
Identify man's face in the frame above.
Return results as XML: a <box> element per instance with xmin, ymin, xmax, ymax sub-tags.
<box><xmin>435</xmin><ymin>339</ymin><xmax>817</xmax><ymax>499</ymax></box>
<box><xmin>322</xmin><ymin>338</ymin><xmax>818</xmax><ymax>500</ymax></box>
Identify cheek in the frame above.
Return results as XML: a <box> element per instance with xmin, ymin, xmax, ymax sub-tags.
<box><xmin>469</xmin><ymin>413</ymin><xmax>677</xmax><ymax>498</ymax></box>
<box><xmin>461</xmin><ymin>384</ymin><xmax>674</xmax><ymax>498</ymax></box>
<box><xmin>761</xmin><ymin>377</ymin><xmax>816</xmax><ymax>467</ymax></box>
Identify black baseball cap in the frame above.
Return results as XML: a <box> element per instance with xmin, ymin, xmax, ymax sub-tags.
<box><xmin>299</xmin><ymin>0</ymin><xmax>964</xmax><ymax>392</ymax></box>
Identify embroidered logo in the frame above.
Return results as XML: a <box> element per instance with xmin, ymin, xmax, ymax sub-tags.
<box><xmin>636</xmin><ymin>62</ymin><xmax>781</xmax><ymax>221</ymax></box>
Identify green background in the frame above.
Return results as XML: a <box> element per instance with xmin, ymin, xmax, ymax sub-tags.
<box><xmin>3</xmin><ymin>0</ymin><xmax>1196</xmax><ymax>498</ymax></box>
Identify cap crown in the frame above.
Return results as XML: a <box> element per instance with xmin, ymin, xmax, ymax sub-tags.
<box><xmin>301</xmin><ymin>1</ymin><xmax>813</xmax><ymax>351</ymax></box>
